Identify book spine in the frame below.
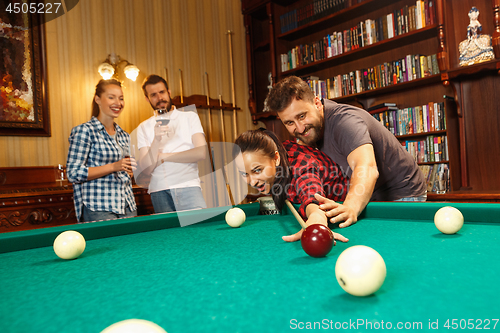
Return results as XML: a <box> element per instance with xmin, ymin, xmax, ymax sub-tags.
<box><xmin>415</xmin><ymin>1</ymin><xmax>422</xmax><ymax>30</ymax></box>
<box><xmin>428</xmin><ymin>135</ymin><xmax>435</xmax><ymax>162</ymax></box>
<box><xmin>423</xmin><ymin>104</ymin><xmax>428</xmax><ymax>132</ymax></box>
<box><xmin>429</xmin><ymin>0</ymin><xmax>436</xmax><ymax>25</ymax></box>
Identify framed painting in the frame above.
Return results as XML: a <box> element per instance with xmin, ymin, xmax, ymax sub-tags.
<box><xmin>0</xmin><ymin>5</ymin><xmax>49</xmax><ymax>136</ymax></box>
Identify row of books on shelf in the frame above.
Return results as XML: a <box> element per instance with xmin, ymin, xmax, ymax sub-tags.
<box><xmin>371</xmin><ymin>102</ymin><xmax>446</xmax><ymax>136</ymax></box>
<box><xmin>301</xmin><ymin>53</ymin><xmax>440</xmax><ymax>99</ymax></box>
<box><xmin>280</xmin><ymin>0</ymin><xmax>436</xmax><ymax>71</ymax></box>
<box><xmin>420</xmin><ymin>163</ymin><xmax>450</xmax><ymax>193</ymax></box>
<box><xmin>401</xmin><ymin>135</ymin><xmax>449</xmax><ymax>164</ymax></box>
<box><xmin>280</xmin><ymin>0</ymin><xmax>363</xmax><ymax>34</ymax></box>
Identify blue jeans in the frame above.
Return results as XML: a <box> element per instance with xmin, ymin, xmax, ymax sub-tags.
<box><xmin>395</xmin><ymin>193</ymin><xmax>428</xmax><ymax>202</ymax></box>
<box><xmin>150</xmin><ymin>187</ymin><xmax>207</xmax><ymax>213</ymax></box>
<box><xmin>81</xmin><ymin>205</ymin><xmax>137</xmax><ymax>222</ymax></box>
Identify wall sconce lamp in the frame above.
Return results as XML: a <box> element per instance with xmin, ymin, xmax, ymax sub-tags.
<box><xmin>97</xmin><ymin>53</ymin><xmax>140</xmax><ymax>81</ymax></box>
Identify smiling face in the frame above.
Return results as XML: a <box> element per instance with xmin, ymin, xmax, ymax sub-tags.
<box><xmin>235</xmin><ymin>150</ymin><xmax>280</xmax><ymax>195</ymax></box>
<box><xmin>277</xmin><ymin>96</ymin><xmax>325</xmax><ymax>147</ymax></box>
<box><xmin>144</xmin><ymin>82</ymin><xmax>172</xmax><ymax>112</ymax></box>
<box><xmin>94</xmin><ymin>84</ymin><xmax>124</xmax><ymax>119</ymax></box>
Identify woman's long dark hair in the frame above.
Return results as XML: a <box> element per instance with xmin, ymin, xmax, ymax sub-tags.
<box><xmin>91</xmin><ymin>79</ymin><xmax>122</xmax><ymax>118</ymax></box>
<box><xmin>234</xmin><ymin>129</ymin><xmax>291</xmax><ymax>212</ymax></box>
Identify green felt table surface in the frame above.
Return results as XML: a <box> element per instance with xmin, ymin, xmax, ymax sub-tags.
<box><xmin>1</xmin><ymin>202</ymin><xmax>500</xmax><ymax>333</ymax></box>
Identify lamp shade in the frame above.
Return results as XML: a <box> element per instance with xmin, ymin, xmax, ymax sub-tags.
<box><xmin>98</xmin><ymin>62</ymin><xmax>115</xmax><ymax>80</ymax></box>
<box><xmin>124</xmin><ymin>64</ymin><xmax>140</xmax><ymax>81</ymax></box>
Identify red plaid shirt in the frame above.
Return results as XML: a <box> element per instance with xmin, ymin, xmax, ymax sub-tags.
<box><xmin>284</xmin><ymin>140</ymin><xmax>349</xmax><ymax>219</ymax></box>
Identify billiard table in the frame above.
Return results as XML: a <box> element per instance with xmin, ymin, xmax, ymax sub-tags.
<box><xmin>1</xmin><ymin>202</ymin><xmax>499</xmax><ymax>333</ymax></box>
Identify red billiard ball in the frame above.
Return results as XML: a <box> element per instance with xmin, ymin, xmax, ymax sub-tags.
<box><xmin>300</xmin><ymin>224</ymin><xmax>334</xmax><ymax>258</ymax></box>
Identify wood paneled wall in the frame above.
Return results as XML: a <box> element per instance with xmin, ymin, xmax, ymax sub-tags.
<box><xmin>0</xmin><ymin>0</ymin><xmax>253</xmax><ymax>167</ymax></box>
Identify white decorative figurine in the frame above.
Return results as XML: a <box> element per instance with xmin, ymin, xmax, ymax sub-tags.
<box><xmin>459</xmin><ymin>7</ymin><xmax>495</xmax><ymax>66</ymax></box>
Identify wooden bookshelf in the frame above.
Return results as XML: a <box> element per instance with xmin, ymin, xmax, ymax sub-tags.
<box><xmin>280</xmin><ymin>25</ymin><xmax>439</xmax><ymax>78</ymax></box>
<box><xmin>333</xmin><ymin>74</ymin><xmax>442</xmax><ymax>106</ymax></box>
<box><xmin>242</xmin><ymin>0</ymin><xmax>500</xmax><ymax>201</ymax></box>
<box><xmin>427</xmin><ymin>190</ymin><xmax>500</xmax><ymax>202</ymax></box>
<box><xmin>397</xmin><ymin>129</ymin><xmax>447</xmax><ymax>140</ymax></box>
<box><xmin>277</xmin><ymin>0</ymin><xmax>394</xmax><ymax>41</ymax></box>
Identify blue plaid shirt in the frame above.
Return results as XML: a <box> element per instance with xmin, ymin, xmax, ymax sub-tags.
<box><xmin>66</xmin><ymin>117</ymin><xmax>137</xmax><ymax>221</ymax></box>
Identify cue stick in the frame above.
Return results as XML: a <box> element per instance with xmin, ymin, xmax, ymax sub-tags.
<box><xmin>219</xmin><ymin>94</ymin><xmax>226</xmax><ymax>143</ymax></box>
<box><xmin>205</xmin><ymin>72</ymin><xmax>211</xmax><ymax>109</ymax></box>
<box><xmin>164</xmin><ymin>67</ymin><xmax>169</xmax><ymax>87</ymax></box>
<box><xmin>205</xmin><ymin>73</ymin><xmax>213</xmax><ymax>142</ymax></box>
<box><xmin>211</xmin><ymin>146</ymin><xmax>219</xmax><ymax>207</ymax></box>
<box><xmin>226</xmin><ymin>30</ymin><xmax>237</xmax><ymax>141</ymax></box>
<box><xmin>204</xmin><ymin>72</ymin><xmax>219</xmax><ymax>207</ymax></box>
<box><xmin>219</xmin><ymin>95</ymin><xmax>235</xmax><ymax>206</ymax></box>
<box><xmin>179</xmin><ymin>69</ymin><xmax>184</xmax><ymax>104</ymax></box>
<box><xmin>227</xmin><ymin>30</ymin><xmax>241</xmax><ymax>201</ymax></box>
<box><xmin>285</xmin><ymin>200</ymin><xmax>308</xmax><ymax>229</ymax></box>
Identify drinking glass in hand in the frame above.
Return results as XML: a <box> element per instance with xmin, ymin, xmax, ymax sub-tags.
<box><xmin>122</xmin><ymin>145</ymin><xmax>131</xmax><ymax>159</ymax></box>
<box><xmin>156</xmin><ymin>109</ymin><xmax>172</xmax><ymax>137</ymax></box>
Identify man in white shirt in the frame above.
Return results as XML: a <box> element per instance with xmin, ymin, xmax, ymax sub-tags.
<box><xmin>136</xmin><ymin>75</ymin><xmax>207</xmax><ymax>213</ymax></box>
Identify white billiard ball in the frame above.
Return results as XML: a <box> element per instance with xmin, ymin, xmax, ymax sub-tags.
<box><xmin>225</xmin><ymin>207</ymin><xmax>246</xmax><ymax>228</ymax></box>
<box><xmin>53</xmin><ymin>230</ymin><xmax>86</xmax><ymax>260</ymax></box>
<box><xmin>434</xmin><ymin>206</ymin><xmax>464</xmax><ymax>234</ymax></box>
<box><xmin>101</xmin><ymin>319</ymin><xmax>167</xmax><ymax>333</ymax></box>
<box><xmin>335</xmin><ymin>245</ymin><xmax>387</xmax><ymax>297</ymax></box>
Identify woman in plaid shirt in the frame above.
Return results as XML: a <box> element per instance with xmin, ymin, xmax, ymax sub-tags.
<box><xmin>66</xmin><ymin>79</ymin><xmax>137</xmax><ymax>222</ymax></box>
<box><xmin>234</xmin><ymin>129</ymin><xmax>349</xmax><ymax>243</ymax></box>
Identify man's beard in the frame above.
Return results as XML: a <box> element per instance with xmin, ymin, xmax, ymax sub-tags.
<box><xmin>296</xmin><ymin>119</ymin><xmax>324</xmax><ymax>147</ymax></box>
<box><xmin>151</xmin><ymin>98</ymin><xmax>172</xmax><ymax>112</ymax></box>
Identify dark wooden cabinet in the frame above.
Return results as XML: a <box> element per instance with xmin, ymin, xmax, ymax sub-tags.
<box><xmin>438</xmin><ymin>0</ymin><xmax>500</xmax><ymax>194</ymax></box>
<box><xmin>0</xmin><ymin>167</ymin><xmax>154</xmax><ymax>232</ymax></box>
<box><xmin>241</xmin><ymin>0</ymin><xmax>500</xmax><ymax>199</ymax></box>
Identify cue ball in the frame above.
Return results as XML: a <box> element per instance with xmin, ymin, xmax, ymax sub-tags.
<box><xmin>53</xmin><ymin>230</ymin><xmax>86</xmax><ymax>260</ymax></box>
<box><xmin>335</xmin><ymin>245</ymin><xmax>386</xmax><ymax>297</ymax></box>
<box><xmin>101</xmin><ymin>319</ymin><xmax>167</xmax><ymax>333</ymax></box>
<box><xmin>225</xmin><ymin>207</ymin><xmax>246</xmax><ymax>227</ymax></box>
<box><xmin>434</xmin><ymin>206</ymin><xmax>464</xmax><ymax>234</ymax></box>
<box><xmin>300</xmin><ymin>224</ymin><xmax>334</xmax><ymax>257</ymax></box>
